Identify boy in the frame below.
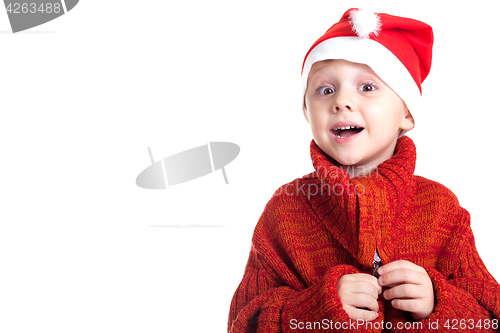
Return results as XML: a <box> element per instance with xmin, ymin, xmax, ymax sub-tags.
<box><xmin>228</xmin><ymin>8</ymin><xmax>500</xmax><ymax>332</ymax></box>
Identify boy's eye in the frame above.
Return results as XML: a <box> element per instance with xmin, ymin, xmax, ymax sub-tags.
<box><xmin>359</xmin><ymin>83</ymin><xmax>376</xmax><ymax>92</ymax></box>
<box><xmin>319</xmin><ymin>87</ymin><xmax>335</xmax><ymax>95</ymax></box>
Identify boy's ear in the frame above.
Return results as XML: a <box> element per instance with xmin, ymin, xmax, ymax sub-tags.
<box><xmin>302</xmin><ymin>96</ymin><xmax>310</xmax><ymax>123</ymax></box>
<box><xmin>400</xmin><ymin>107</ymin><xmax>415</xmax><ymax>131</ymax></box>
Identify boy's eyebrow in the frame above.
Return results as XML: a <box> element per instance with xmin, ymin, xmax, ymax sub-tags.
<box><xmin>306</xmin><ymin>72</ymin><xmax>327</xmax><ymax>88</ymax></box>
<box><xmin>306</xmin><ymin>76</ymin><xmax>332</xmax><ymax>90</ymax></box>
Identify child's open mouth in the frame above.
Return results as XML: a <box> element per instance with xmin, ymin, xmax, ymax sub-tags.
<box><xmin>331</xmin><ymin>125</ymin><xmax>364</xmax><ymax>139</ymax></box>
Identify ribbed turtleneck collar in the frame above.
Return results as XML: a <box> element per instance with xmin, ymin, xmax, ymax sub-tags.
<box><xmin>307</xmin><ymin>136</ymin><xmax>417</xmax><ymax>270</ymax></box>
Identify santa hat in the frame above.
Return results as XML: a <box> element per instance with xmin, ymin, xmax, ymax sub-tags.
<box><xmin>302</xmin><ymin>8</ymin><xmax>434</xmax><ymax>128</ymax></box>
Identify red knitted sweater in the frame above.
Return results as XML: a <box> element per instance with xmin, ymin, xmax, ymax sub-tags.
<box><xmin>228</xmin><ymin>136</ymin><xmax>500</xmax><ymax>332</ymax></box>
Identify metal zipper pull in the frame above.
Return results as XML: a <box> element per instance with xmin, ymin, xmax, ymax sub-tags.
<box><xmin>373</xmin><ymin>250</ymin><xmax>382</xmax><ymax>278</ymax></box>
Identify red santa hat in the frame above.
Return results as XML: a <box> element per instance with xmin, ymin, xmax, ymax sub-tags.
<box><xmin>302</xmin><ymin>8</ymin><xmax>434</xmax><ymax>125</ymax></box>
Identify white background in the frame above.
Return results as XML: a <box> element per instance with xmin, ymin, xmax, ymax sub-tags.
<box><xmin>0</xmin><ymin>1</ymin><xmax>499</xmax><ymax>332</ymax></box>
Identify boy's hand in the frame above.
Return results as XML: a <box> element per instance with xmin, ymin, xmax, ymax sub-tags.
<box><xmin>337</xmin><ymin>273</ymin><xmax>382</xmax><ymax>321</ymax></box>
<box><xmin>377</xmin><ymin>260</ymin><xmax>435</xmax><ymax>321</ymax></box>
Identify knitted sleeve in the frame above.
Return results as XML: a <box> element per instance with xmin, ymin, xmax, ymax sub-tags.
<box><xmin>385</xmin><ymin>207</ymin><xmax>500</xmax><ymax>332</ymax></box>
<box><xmin>227</xmin><ymin>249</ymin><xmax>363</xmax><ymax>332</ymax></box>
<box><xmin>426</xmin><ymin>207</ymin><xmax>500</xmax><ymax>325</ymax></box>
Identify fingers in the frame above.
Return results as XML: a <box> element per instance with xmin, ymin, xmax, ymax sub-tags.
<box><xmin>340</xmin><ymin>273</ymin><xmax>382</xmax><ymax>297</ymax></box>
<box><xmin>389</xmin><ymin>298</ymin><xmax>433</xmax><ymax>321</ymax></box>
<box><xmin>377</xmin><ymin>260</ymin><xmax>435</xmax><ymax>321</ymax></box>
<box><xmin>378</xmin><ymin>261</ymin><xmax>427</xmax><ymax>288</ymax></box>
<box><xmin>338</xmin><ymin>273</ymin><xmax>382</xmax><ymax>321</ymax></box>
<box><xmin>383</xmin><ymin>283</ymin><xmax>421</xmax><ymax>300</ymax></box>
<box><xmin>349</xmin><ymin>281</ymin><xmax>381</xmax><ymax>300</ymax></box>
<box><xmin>341</xmin><ymin>290</ymin><xmax>380</xmax><ymax>312</ymax></box>
<box><xmin>342</xmin><ymin>305</ymin><xmax>378</xmax><ymax>322</ymax></box>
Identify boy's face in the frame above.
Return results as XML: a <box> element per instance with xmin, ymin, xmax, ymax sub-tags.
<box><xmin>303</xmin><ymin>59</ymin><xmax>414</xmax><ymax>177</ymax></box>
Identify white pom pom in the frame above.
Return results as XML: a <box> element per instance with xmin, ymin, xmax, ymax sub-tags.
<box><xmin>349</xmin><ymin>9</ymin><xmax>381</xmax><ymax>38</ymax></box>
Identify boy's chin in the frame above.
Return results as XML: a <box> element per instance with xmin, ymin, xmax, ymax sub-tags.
<box><xmin>333</xmin><ymin>156</ymin><xmax>372</xmax><ymax>175</ymax></box>
<box><xmin>332</xmin><ymin>155</ymin><xmax>362</xmax><ymax>168</ymax></box>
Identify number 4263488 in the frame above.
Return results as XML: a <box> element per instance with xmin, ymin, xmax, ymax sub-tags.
<box><xmin>443</xmin><ymin>319</ymin><xmax>499</xmax><ymax>330</ymax></box>
<box><xmin>6</xmin><ymin>3</ymin><xmax>62</xmax><ymax>14</ymax></box>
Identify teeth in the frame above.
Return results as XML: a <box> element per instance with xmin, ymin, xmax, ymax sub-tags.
<box><xmin>332</xmin><ymin>125</ymin><xmax>364</xmax><ymax>139</ymax></box>
<box><xmin>334</xmin><ymin>125</ymin><xmax>358</xmax><ymax>130</ymax></box>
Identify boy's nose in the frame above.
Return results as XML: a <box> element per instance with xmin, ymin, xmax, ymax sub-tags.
<box><xmin>335</xmin><ymin>105</ymin><xmax>351</xmax><ymax>112</ymax></box>
<box><xmin>332</xmin><ymin>88</ymin><xmax>354</xmax><ymax>113</ymax></box>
